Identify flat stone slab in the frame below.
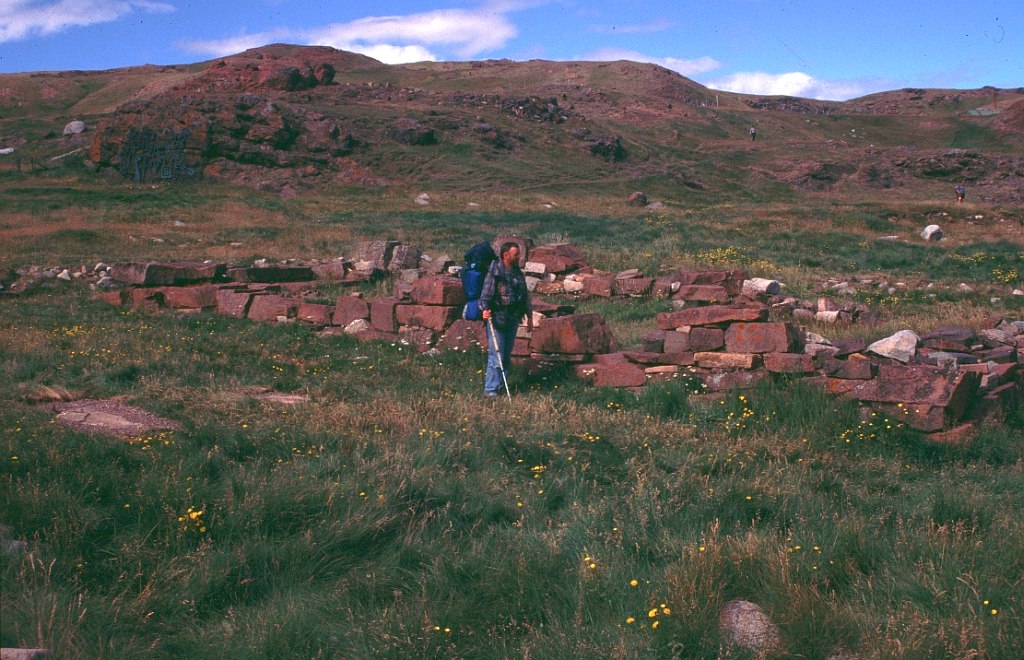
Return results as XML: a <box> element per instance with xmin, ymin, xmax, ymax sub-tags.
<box><xmin>0</xmin><ymin>649</ymin><xmax>52</xmax><ymax>660</ymax></box>
<box><xmin>110</xmin><ymin>261</ymin><xmax>225</xmax><ymax>286</ymax></box>
<box><xmin>248</xmin><ymin>390</ymin><xmax>311</xmax><ymax>405</ymax></box>
<box><xmin>46</xmin><ymin>400</ymin><xmax>181</xmax><ymax>438</ymax></box>
<box><xmin>657</xmin><ymin>304</ymin><xmax>767</xmax><ymax>330</ymax></box>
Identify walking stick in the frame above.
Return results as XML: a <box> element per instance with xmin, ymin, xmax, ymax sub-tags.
<box><xmin>486</xmin><ymin>318</ymin><xmax>513</xmax><ymax>403</ymax></box>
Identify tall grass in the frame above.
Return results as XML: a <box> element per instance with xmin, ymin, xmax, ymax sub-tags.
<box><xmin>2</xmin><ymin>289</ymin><xmax>1022</xmax><ymax>657</ymax></box>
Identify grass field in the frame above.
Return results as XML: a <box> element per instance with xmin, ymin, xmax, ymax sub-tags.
<box><xmin>1</xmin><ymin>286</ymin><xmax>1022</xmax><ymax>658</ymax></box>
<box><xmin>2</xmin><ymin>155</ymin><xmax>1024</xmax><ymax>658</ymax></box>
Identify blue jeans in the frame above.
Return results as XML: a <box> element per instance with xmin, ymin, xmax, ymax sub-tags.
<box><xmin>485</xmin><ymin>321</ymin><xmax>516</xmax><ymax>396</ymax></box>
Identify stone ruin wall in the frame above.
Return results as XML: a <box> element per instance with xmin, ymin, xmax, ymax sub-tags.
<box><xmin>9</xmin><ymin>236</ymin><xmax>1021</xmax><ymax>444</ymax></box>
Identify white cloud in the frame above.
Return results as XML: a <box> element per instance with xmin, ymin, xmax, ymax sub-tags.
<box><xmin>181</xmin><ymin>7</ymin><xmax>518</xmax><ymax>64</ymax></box>
<box><xmin>582</xmin><ymin>47</ymin><xmax>721</xmax><ymax>77</ymax></box>
<box><xmin>0</xmin><ymin>0</ymin><xmax>174</xmax><ymax>44</ymax></box>
<box><xmin>592</xmin><ymin>19</ymin><xmax>674</xmax><ymax>35</ymax></box>
<box><xmin>705</xmin><ymin>71</ymin><xmax>872</xmax><ymax>101</ymax></box>
<box><xmin>329</xmin><ymin>42</ymin><xmax>437</xmax><ymax>65</ymax></box>
<box><xmin>181</xmin><ymin>32</ymin><xmax>290</xmax><ymax>59</ymax></box>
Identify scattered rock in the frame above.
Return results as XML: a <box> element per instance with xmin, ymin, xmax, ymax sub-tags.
<box><xmin>743</xmin><ymin>278</ymin><xmax>781</xmax><ymax>297</ymax></box>
<box><xmin>719</xmin><ymin>600</ymin><xmax>781</xmax><ymax>654</ymax></box>
<box><xmin>247</xmin><ymin>389</ymin><xmax>311</xmax><ymax>405</ymax></box>
<box><xmin>344</xmin><ymin>318</ymin><xmax>371</xmax><ymax>334</ymax></box>
<box><xmin>867</xmin><ymin>329</ymin><xmax>920</xmax><ymax>363</ymax></box>
<box><xmin>63</xmin><ymin>120</ymin><xmax>86</xmax><ymax>135</ymax></box>
<box><xmin>921</xmin><ymin>224</ymin><xmax>943</xmax><ymax>241</ymax></box>
<box><xmin>627</xmin><ymin>191</ymin><xmax>647</xmax><ymax>206</ymax></box>
<box><xmin>0</xmin><ymin>649</ymin><xmax>52</xmax><ymax>659</ymax></box>
<box><xmin>46</xmin><ymin>399</ymin><xmax>182</xmax><ymax>438</ymax></box>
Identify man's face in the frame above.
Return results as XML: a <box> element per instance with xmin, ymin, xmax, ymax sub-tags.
<box><xmin>505</xmin><ymin>246</ymin><xmax>520</xmax><ymax>264</ymax></box>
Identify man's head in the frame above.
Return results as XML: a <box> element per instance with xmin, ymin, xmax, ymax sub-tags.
<box><xmin>499</xmin><ymin>241</ymin><xmax>520</xmax><ymax>267</ymax></box>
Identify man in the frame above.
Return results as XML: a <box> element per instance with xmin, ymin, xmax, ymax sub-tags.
<box><xmin>479</xmin><ymin>241</ymin><xmax>533</xmax><ymax>397</ymax></box>
<box><xmin>749</xmin><ymin>126</ymin><xmax>757</xmax><ymax>141</ymax></box>
<box><xmin>954</xmin><ymin>181</ymin><xmax>966</xmax><ymax>204</ymax></box>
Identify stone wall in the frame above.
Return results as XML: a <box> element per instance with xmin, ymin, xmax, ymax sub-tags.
<box><xmin>10</xmin><ymin>239</ymin><xmax>1018</xmax><ymax>443</ymax></box>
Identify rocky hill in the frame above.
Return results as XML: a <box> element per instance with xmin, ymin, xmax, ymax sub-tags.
<box><xmin>2</xmin><ymin>43</ymin><xmax>1022</xmax><ymax>202</ymax></box>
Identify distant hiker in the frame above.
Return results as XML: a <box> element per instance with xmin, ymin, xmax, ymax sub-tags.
<box><xmin>749</xmin><ymin>126</ymin><xmax>757</xmax><ymax>141</ymax></box>
<box><xmin>954</xmin><ymin>181</ymin><xmax>966</xmax><ymax>204</ymax></box>
<box><xmin>479</xmin><ymin>241</ymin><xmax>533</xmax><ymax>397</ymax></box>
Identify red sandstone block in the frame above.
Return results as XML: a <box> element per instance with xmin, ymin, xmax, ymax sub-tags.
<box><xmin>161</xmin><ymin>285</ymin><xmax>219</xmax><ymax>309</ymax></box>
<box><xmin>652</xmin><ymin>276</ymin><xmax>676</xmax><ymax>298</ymax></box>
<box><xmin>641</xmin><ymin>329</ymin><xmax>666</xmax><ymax>352</ymax></box>
<box><xmin>582</xmin><ymin>274</ymin><xmax>615</xmax><ymax>297</ymax></box>
<box><xmin>297</xmin><ymin>302</ymin><xmax>334</xmax><ymax>326</ymax></box>
<box><xmin>247</xmin><ymin>294</ymin><xmax>297</xmax><ymax>322</ymax></box>
<box><xmin>621</xmin><ymin>351</ymin><xmax>668</xmax><ymax>365</ymax></box>
<box><xmin>613</xmin><ymin>277</ymin><xmax>654</xmax><ymax>296</ymax></box>
<box><xmin>410</xmin><ymin>276</ymin><xmax>466</xmax><ymax>306</ymax></box>
<box><xmin>659</xmin><ymin>352</ymin><xmax>696</xmax><ymax>366</ymax></box>
<box><xmin>596</xmin><ymin>362</ymin><xmax>647</xmax><ymax>387</ymax></box>
<box><xmin>227</xmin><ymin>266</ymin><xmax>315</xmax><ymax>283</ymax></box>
<box><xmin>922</xmin><ymin>338</ymin><xmax>973</xmax><ymax>352</ymax></box>
<box><xmin>695</xmin><ymin>352</ymin><xmax>760</xmax><ymax>369</ymax></box>
<box><xmin>333</xmin><ymin>295</ymin><xmax>370</xmax><ymax>326</ymax></box>
<box><xmin>701</xmin><ymin>370</ymin><xmax>765</xmax><ymax>391</ymax></box>
<box><xmin>663</xmin><ymin>330</ymin><xmax>690</xmax><ymax>353</ymax></box>
<box><xmin>645</xmin><ymin>365</ymin><xmax>680</xmax><ymax>375</ymax></box>
<box><xmin>529</xmin><ymin>243</ymin><xmax>589</xmax><ymax>273</ymax></box>
<box><xmin>804</xmin><ymin>376</ymin><xmax>862</xmax><ymax>396</ymax></box>
<box><xmin>764</xmin><ymin>352</ymin><xmax>815</xmax><ymax>373</ymax></box>
<box><xmin>574</xmin><ymin>362</ymin><xmax>647</xmax><ymax>387</ymax></box>
<box><xmin>672</xmin><ymin>284</ymin><xmax>730</xmax><ymax>303</ymax></box>
<box><xmin>130</xmin><ymin>288</ymin><xmax>163</xmax><ymax>311</ymax></box>
<box><xmin>851</xmin><ymin>365</ymin><xmax>979</xmax><ymax>410</ymax></box>
<box><xmin>657</xmin><ymin>304</ymin><xmax>767</xmax><ymax>330</ymax></box>
<box><xmin>690</xmin><ymin>327</ymin><xmax>725</xmax><ymax>351</ymax></box>
<box><xmin>278</xmin><ymin>281</ymin><xmax>319</xmax><ymax>295</ymax></box>
<box><xmin>819</xmin><ymin>356</ymin><xmax>876</xmax><ymax>380</ymax></box>
<box><xmin>594</xmin><ymin>352</ymin><xmax>629</xmax><ymax>365</ymax></box>
<box><xmin>869</xmin><ymin>402</ymin><xmax>947</xmax><ymax>433</ymax></box>
<box><xmin>980</xmin><ymin>346</ymin><xmax>1016</xmax><ymax>363</ymax></box>
<box><xmin>530</xmin><ymin>313</ymin><xmax>619</xmax><ymax>355</ymax></box>
<box><xmin>674</xmin><ymin>268</ymin><xmax>749</xmax><ymax>295</ymax></box>
<box><xmin>310</xmin><ymin>261</ymin><xmax>352</xmax><ymax>281</ymax></box>
<box><xmin>725</xmin><ymin>322</ymin><xmax>802</xmax><ymax>354</ymax></box>
<box><xmin>395</xmin><ymin>304</ymin><xmax>462</xmax><ymax>330</ymax></box>
<box><xmin>370</xmin><ymin>297</ymin><xmax>401</xmax><ymax>333</ymax></box>
<box><xmin>93</xmin><ymin>290</ymin><xmax>125</xmax><ymax>306</ymax></box>
<box><xmin>111</xmin><ymin>261</ymin><xmax>225</xmax><ymax>285</ymax></box>
<box><xmin>217</xmin><ymin>289</ymin><xmax>254</xmax><ymax>318</ymax></box>
<box><xmin>438</xmin><ymin>319</ymin><xmax>487</xmax><ymax>352</ymax></box>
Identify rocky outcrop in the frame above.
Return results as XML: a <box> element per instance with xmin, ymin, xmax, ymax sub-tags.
<box><xmin>88</xmin><ymin>45</ymin><xmax>385</xmax><ymax>191</ymax></box>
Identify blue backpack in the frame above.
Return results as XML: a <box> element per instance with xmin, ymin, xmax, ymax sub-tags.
<box><xmin>461</xmin><ymin>241</ymin><xmax>497</xmax><ymax>320</ymax></box>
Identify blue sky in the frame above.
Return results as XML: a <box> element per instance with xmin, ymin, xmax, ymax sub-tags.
<box><xmin>1</xmin><ymin>0</ymin><xmax>1020</xmax><ymax>100</ymax></box>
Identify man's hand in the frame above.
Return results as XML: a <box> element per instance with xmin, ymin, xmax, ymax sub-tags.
<box><xmin>482</xmin><ymin>309</ymin><xmax>492</xmax><ymax>320</ymax></box>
